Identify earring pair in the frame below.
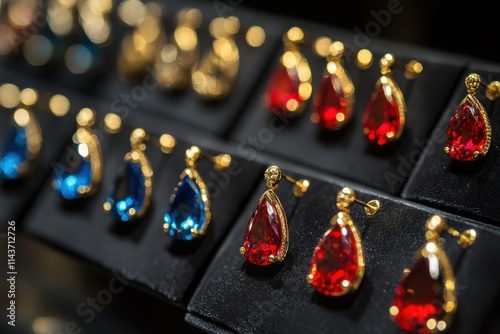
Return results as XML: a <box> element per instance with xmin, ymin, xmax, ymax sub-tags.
<box><xmin>0</xmin><ymin>84</ymin><xmax>70</xmax><ymax>181</ymax></box>
<box><xmin>103</xmin><ymin>128</ymin><xmax>176</xmax><ymax>222</ymax></box>
<box><xmin>445</xmin><ymin>73</ymin><xmax>500</xmax><ymax>161</ymax></box>
<box><xmin>240</xmin><ymin>165</ymin><xmax>310</xmax><ymax>265</ymax></box>
<box><xmin>52</xmin><ymin>108</ymin><xmax>122</xmax><ymax>200</ymax></box>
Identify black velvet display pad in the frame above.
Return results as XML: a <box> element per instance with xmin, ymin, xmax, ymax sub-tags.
<box><xmin>0</xmin><ymin>68</ymin><xmax>75</xmax><ymax>223</ymax></box>
<box><xmin>402</xmin><ymin>63</ymin><xmax>500</xmax><ymax>226</ymax></box>
<box><xmin>23</xmin><ymin>110</ymin><xmax>265</xmax><ymax>304</ymax></box>
<box><xmin>228</xmin><ymin>22</ymin><xmax>466</xmax><ymax>195</ymax></box>
<box><xmin>186</xmin><ymin>162</ymin><xmax>500</xmax><ymax>334</ymax></box>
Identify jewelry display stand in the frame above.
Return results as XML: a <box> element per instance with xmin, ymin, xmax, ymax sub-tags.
<box><xmin>403</xmin><ymin>64</ymin><xmax>500</xmax><ymax>226</ymax></box>
<box><xmin>1</xmin><ymin>0</ymin><xmax>499</xmax><ymax>333</ymax></box>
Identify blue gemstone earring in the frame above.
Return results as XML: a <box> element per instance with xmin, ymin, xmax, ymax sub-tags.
<box><xmin>0</xmin><ymin>87</ymin><xmax>42</xmax><ymax>181</ymax></box>
<box><xmin>52</xmin><ymin>109</ymin><xmax>121</xmax><ymax>200</ymax></box>
<box><xmin>103</xmin><ymin>128</ymin><xmax>176</xmax><ymax>222</ymax></box>
<box><xmin>163</xmin><ymin>146</ymin><xmax>231</xmax><ymax>240</ymax></box>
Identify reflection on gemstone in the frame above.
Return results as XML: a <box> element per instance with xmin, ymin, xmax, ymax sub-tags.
<box><xmin>105</xmin><ymin>161</ymin><xmax>145</xmax><ymax>222</ymax></box>
<box><xmin>0</xmin><ymin>125</ymin><xmax>28</xmax><ymax>180</ymax></box>
<box><xmin>52</xmin><ymin>142</ymin><xmax>92</xmax><ymax>199</ymax></box>
<box><xmin>164</xmin><ymin>175</ymin><xmax>205</xmax><ymax>240</ymax></box>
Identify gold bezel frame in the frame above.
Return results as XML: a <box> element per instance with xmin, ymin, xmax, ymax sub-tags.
<box><xmin>12</xmin><ymin>109</ymin><xmax>42</xmax><ymax>177</ymax></box>
<box><xmin>307</xmin><ymin>211</ymin><xmax>364</xmax><ymax>296</ymax></box>
<box><xmin>390</xmin><ymin>241</ymin><xmax>456</xmax><ymax>333</ymax></box>
<box><xmin>74</xmin><ymin>127</ymin><xmax>102</xmax><ymax>198</ymax></box>
<box><xmin>163</xmin><ymin>167</ymin><xmax>211</xmax><ymax>238</ymax></box>
<box><xmin>444</xmin><ymin>94</ymin><xmax>491</xmax><ymax>159</ymax></box>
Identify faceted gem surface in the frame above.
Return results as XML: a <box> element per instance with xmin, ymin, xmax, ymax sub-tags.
<box><xmin>243</xmin><ymin>197</ymin><xmax>283</xmax><ymax>266</ymax></box>
<box><xmin>392</xmin><ymin>252</ymin><xmax>444</xmax><ymax>334</ymax></box>
<box><xmin>52</xmin><ymin>143</ymin><xmax>92</xmax><ymax>200</ymax></box>
<box><xmin>164</xmin><ymin>175</ymin><xmax>205</xmax><ymax>240</ymax></box>
<box><xmin>0</xmin><ymin>125</ymin><xmax>28</xmax><ymax>180</ymax></box>
<box><xmin>106</xmin><ymin>161</ymin><xmax>145</xmax><ymax>222</ymax></box>
<box><xmin>313</xmin><ymin>73</ymin><xmax>349</xmax><ymax>130</ymax></box>
<box><xmin>363</xmin><ymin>80</ymin><xmax>401</xmax><ymax>145</ymax></box>
<box><xmin>446</xmin><ymin>100</ymin><xmax>488</xmax><ymax>161</ymax></box>
<box><xmin>309</xmin><ymin>220</ymin><xmax>360</xmax><ymax>295</ymax></box>
<box><xmin>265</xmin><ymin>64</ymin><xmax>301</xmax><ymax>115</ymax></box>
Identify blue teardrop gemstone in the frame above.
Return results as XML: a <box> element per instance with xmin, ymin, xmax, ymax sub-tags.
<box><xmin>105</xmin><ymin>161</ymin><xmax>145</xmax><ymax>222</ymax></box>
<box><xmin>52</xmin><ymin>143</ymin><xmax>92</xmax><ymax>200</ymax></box>
<box><xmin>0</xmin><ymin>125</ymin><xmax>28</xmax><ymax>180</ymax></box>
<box><xmin>164</xmin><ymin>175</ymin><xmax>206</xmax><ymax>240</ymax></box>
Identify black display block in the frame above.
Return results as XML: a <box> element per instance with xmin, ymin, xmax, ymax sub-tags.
<box><xmin>228</xmin><ymin>21</ymin><xmax>467</xmax><ymax>195</ymax></box>
<box><xmin>2</xmin><ymin>0</ymin><xmax>500</xmax><ymax>332</ymax></box>
<box><xmin>402</xmin><ymin>63</ymin><xmax>500</xmax><ymax>226</ymax></box>
<box><xmin>23</xmin><ymin>109</ymin><xmax>265</xmax><ymax>304</ymax></box>
<box><xmin>186</xmin><ymin>161</ymin><xmax>500</xmax><ymax>334</ymax></box>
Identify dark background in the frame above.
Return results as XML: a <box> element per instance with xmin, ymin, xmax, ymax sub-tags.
<box><xmin>1</xmin><ymin>0</ymin><xmax>498</xmax><ymax>333</ymax></box>
<box><xmin>240</xmin><ymin>0</ymin><xmax>498</xmax><ymax>64</ymax></box>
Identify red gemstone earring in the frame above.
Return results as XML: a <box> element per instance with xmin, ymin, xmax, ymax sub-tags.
<box><xmin>240</xmin><ymin>166</ymin><xmax>310</xmax><ymax>266</ymax></box>
<box><xmin>264</xmin><ymin>27</ymin><xmax>312</xmax><ymax>117</ymax></box>
<box><xmin>307</xmin><ymin>187</ymin><xmax>380</xmax><ymax>296</ymax></box>
<box><xmin>311</xmin><ymin>37</ymin><xmax>373</xmax><ymax>131</ymax></box>
<box><xmin>445</xmin><ymin>73</ymin><xmax>500</xmax><ymax>161</ymax></box>
<box><xmin>389</xmin><ymin>215</ymin><xmax>476</xmax><ymax>334</ymax></box>
<box><xmin>362</xmin><ymin>54</ymin><xmax>423</xmax><ymax>145</ymax></box>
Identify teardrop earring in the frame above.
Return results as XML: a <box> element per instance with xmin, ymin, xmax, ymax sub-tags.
<box><xmin>389</xmin><ymin>215</ymin><xmax>476</xmax><ymax>334</ymax></box>
<box><xmin>0</xmin><ymin>86</ymin><xmax>42</xmax><ymax>180</ymax></box>
<box><xmin>307</xmin><ymin>187</ymin><xmax>380</xmax><ymax>296</ymax></box>
<box><xmin>191</xmin><ymin>16</ymin><xmax>240</xmax><ymax>100</ymax></box>
<box><xmin>103</xmin><ymin>128</ymin><xmax>176</xmax><ymax>222</ymax></box>
<box><xmin>310</xmin><ymin>38</ymin><xmax>373</xmax><ymax>131</ymax></box>
<box><xmin>52</xmin><ymin>108</ymin><xmax>122</xmax><ymax>200</ymax></box>
<box><xmin>116</xmin><ymin>1</ymin><xmax>167</xmax><ymax>82</ymax></box>
<box><xmin>163</xmin><ymin>146</ymin><xmax>231</xmax><ymax>240</ymax></box>
<box><xmin>444</xmin><ymin>73</ymin><xmax>500</xmax><ymax>161</ymax></box>
<box><xmin>362</xmin><ymin>53</ymin><xmax>422</xmax><ymax>145</ymax></box>
<box><xmin>240</xmin><ymin>165</ymin><xmax>310</xmax><ymax>266</ymax></box>
<box><xmin>154</xmin><ymin>7</ymin><xmax>202</xmax><ymax>90</ymax></box>
<box><xmin>264</xmin><ymin>27</ymin><xmax>312</xmax><ymax>117</ymax></box>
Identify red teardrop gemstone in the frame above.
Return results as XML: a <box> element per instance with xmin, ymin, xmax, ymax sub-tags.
<box><xmin>445</xmin><ymin>101</ymin><xmax>487</xmax><ymax>161</ymax></box>
<box><xmin>265</xmin><ymin>63</ymin><xmax>301</xmax><ymax>115</ymax></box>
<box><xmin>391</xmin><ymin>253</ymin><xmax>444</xmax><ymax>333</ymax></box>
<box><xmin>362</xmin><ymin>80</ymin><xmax>401</xmax><ymax>145</ymax></box>
<box><xmin>308</xmin><ymin>220</ymin><xmax>359</xmax><ymax>295</ymax></box>
<box><xmin>243</xmin><ymin>197</ymin><xmax>283</xmax><ymax>266</ymax></box>
<box><xmin>313</xmin><ymin>73</ymin><xmax>350</xmax><ymax>130</ymax></box>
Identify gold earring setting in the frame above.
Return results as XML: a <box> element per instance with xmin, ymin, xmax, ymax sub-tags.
<box><xmin>445</xmin><ymin>73</ymin><xmax>500</xmax><ymax>161</ymax></box>
<box><xmin>163</xmin><ymin>146</ymin><xmax>231</xmax><ymax>240</ymax></box>
<box><xmin>307</xmin><ymin>187</ymin><xmax>380</xmax><ymax>296</ymax></box>
<box><xmin>389</xmin><ymin>215</ymin><xmax>476</xmax><ymax>333</ymax></box>
<box><xmin>103</xmin><ymin>128</ymin><xmax>176</xmax><ymax>222</ymax></box>
<box><xmin>240</xmin><ymin>165</ymin><xmax>310</xmax><ymax>266</ymax></box>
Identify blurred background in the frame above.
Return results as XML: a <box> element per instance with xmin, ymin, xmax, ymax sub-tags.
<box><xmin>242</xmin><ymin>0</ymin><xmax>498</xmax><ymax>64</ymax></box>
<box><xmin>0</xmin><ymin>0</ymin><xmax>497</xmax><ymax>333</ymax></box>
